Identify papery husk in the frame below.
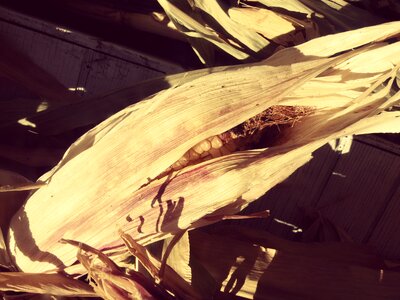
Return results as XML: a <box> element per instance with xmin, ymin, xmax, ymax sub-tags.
<box><xmin>0</xmin><ymin>230</ymin><xmax>12</xmax><ymax>271</ymax></box>
<box><xmin>61</xmin><ymin>239</ymin><xmax>163</xmax><ymax>300</ymax></box>
<box><xmin>188</xmin><ymin>226</ymin><xmax>400</xmax><ymax>299</ymax></box>
<box><xmin>227</xmin><ymin>6</ymin><xmax>304</xmax><ymax>46</ymax></box>
<box><xmin>55</xmin><ymin>0</ymin><xmax>185</xmax><ymax>42</ymax></box>
<box><xmin>121</xmin><ymin>232</ymin><xmax>200</xmax><ymax>299</ymax></box>
<box><xmin>2</xmin><ymin>67</ymin><xmax>207</xmax><ymax>134</ymax></box>
<box><xmin>298</xmin><ymin>0</ymin><xmax>383</xmax><ymax>30</ymax></box>
<box><xmin>0</xmin><ymin>170</ymin><xmax>31</xmax><ymax>233</ymax></box>
<box><xmin>7</xmin><ymin>22</ymin><xmax>400</xmax><ymax>274</ymax></box>
<box><xmin>0</xmin><ymin>170</ymin><xmax>33</xmax><ymax>271</ymax></box>
<box><xmin>0</xmin><ymin>272</ymin><xmax>96</xmax><ymax>297</ymax></box>
<box><xmin>14</xmin><ymin>21</ymin><xmax>400</xmax><ymax>135</ymax></box>
<box><xmin>157</xmin><ymin>0</ymin><xmax>261</xmax><ymax>62</ymax></box>
<box><xmin>255</xmin><ymin>0</ymin><xmax>314</xmax><ymax>15</ymax></box>
<box><xmin>162</xmin><ymin>232</ymin><xmax>192</xmax><ymax>286</ymax></box>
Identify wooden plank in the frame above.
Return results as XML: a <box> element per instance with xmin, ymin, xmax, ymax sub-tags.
<box><xmin>317</xmin><ymin>140</ymin><xmax>400</xmax><ymax>243</ymax></box>
<box><xmin>0</xmin><ymin>6</ymin><xmax>182</xmax><ymax>180</ymax></box>
<box><xmin>0</xmin><ymin>5</ymin><xmax>181</xmax><ymax>74</ymax></box>
<box><xmin>241</xmin><ymin>143</ymin><xmax>341</xmax><ymax>239</ymax></box>
<box><xmin>355</xmin><ymin>135</ymin><xmax>400</xmax><ymax>156</ymax></box>
<box><xmin>367</xmin><ymin>184</ymin><xmax>400</xmax><ymax>259</ymax></box>
<box><xmin>0</xmin><ymin>5</ymin><xmax>182</xmax><ymax>100</ymax></box>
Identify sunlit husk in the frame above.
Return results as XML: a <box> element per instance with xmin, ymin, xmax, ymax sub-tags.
<box><xmin>0</xmin><ymin>272</ymin><xmax>95</xmax><ymax>297</ymax></box>
<box><xmin>187</xmin><ymin>226</ymin><xmax>400</xmax><ymax>299</ymax></box>
<box><xmin>7</xmin><ymin>22</ymin><xmax>400</xmax><ymax>273</ymax></box>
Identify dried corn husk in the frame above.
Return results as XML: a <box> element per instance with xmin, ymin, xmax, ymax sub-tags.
<box><xmin>14</xmin><ymin>65</ymin><xmax>235</xmax><ymax>135</ymax></box>
<box><xmin>227</xmin><ymin>6</ymin><xmax>304</xmax><ymax>45</ymax></box>
<box><xmin>0</xmin><ymin>272</ymin><xmax>95</xmax><ymax>297</ymax></box>
<box><xmin>187</xmin><ymin>226</ymin><xmax>400</xmax><ymax>299</ymax></box>
<box><xmin>0</xmin><ymin>170</ymin><xmax>31</xmax><ymax>233</ymax></box>
<box><xmin>61</xmin><ymin>239</ymin><xmax>163</xmax><ymax>300</ymax></box>
<box><xmin>55</xmin><ymin>0</ymin><xmax>186</xmax><ymax>42</ymax></box>
<box><xmin>156</xmin><ymin>0</ymin><xmax>384</xmax><ymax>63</ymax></box>
<box><xmin>0</xmin><ymin>170</ymin><xmax>33</xmax><ymax>272</ymax></box>
<box><xmin>255</xmin><ymin>0</ymin><xmax>314</xmax><ymax>15</ymax></box>
<box><xmin>157</xmin><ymin>0</ymin><xmax>261</xmax><ymax>63</ymax></box>
<box><xmin>121</xmin><ymin>232</ymin><xmax>200</xmax><ymax>299</ymax></box>
<box><xmin>298</xmin><ymin>0</ymin><xmax>383</xmax><ymax>30</ymax></box>
<box><xmin>7</xmin><ymin>22</ymin><xmax>400</xmax><ymax>275</ymax></box>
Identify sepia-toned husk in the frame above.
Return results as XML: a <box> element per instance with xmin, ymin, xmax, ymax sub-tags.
<box><xmin>7</xmin><ymin>22</ymin><xmax>400</xmax><ymax>274</ymax></box>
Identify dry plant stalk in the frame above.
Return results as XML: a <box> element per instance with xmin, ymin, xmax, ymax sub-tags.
<box><xmin>1</xmin><ymin>22</ymin><xmax>400</xmax><ymax>299</ymax></box>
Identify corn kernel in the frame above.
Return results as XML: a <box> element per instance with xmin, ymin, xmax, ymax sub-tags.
<box><xmin>210</xmin><ymin>136</ymin><xmax>223</xmax><ymax>149</ymax></box>
<box><xmin>209</xmin><ymin>148</ymin><xmax>222</xmax><ymax>158</ymax></box>
<box><xmin>200</xmin><ymin>140</ymin><xmax>211</xmax><ymax>152</ymax></box>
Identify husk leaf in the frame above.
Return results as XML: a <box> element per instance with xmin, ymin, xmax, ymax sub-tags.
<box><xmin>0</xmin><ymin>272</ymin><xmax>95</xmax><ymax>297</ymax></box>
<box><xmin>227</xmin><ymin>6</ymin><xmax>301</xmax><ymax>45</ymax></box>
<box><xmin>188</xmin><ymin>225</ymin><xmax>400</xmax><ymax>299</ymax></box>
<box><xmin>12</xmin><ymin>22</ymin><xmax>400</xmax><ymax>135</ymax></box>
<box><xmin>162</xmin><ymin>232</ymin><xmax>192</xmax><ymax>285</ymax></box>
<box><xmin>7</xmin><ymin>23</ymin><xmax>400</xmax><ymax>274</ymax></box>
<box><xmin>61</xmin><ymin>239</ymin><xmax>161</xmax><ymax>300</ymax></box>
<box><xmin>298</xmin><ymin>0</ymin><xmax>383</xmax><ymax>30</ymax></box>
<box><xmin>122</xmin><ymin>232</ymin><xmax>200</xmax><ymax>299</ymax></box>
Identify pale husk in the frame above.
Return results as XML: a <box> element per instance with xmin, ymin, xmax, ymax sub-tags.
<box><xmin>7</xmin><ymin>22</ymin><xmax>400</xmax><ymax>274</ymax></box>
<box><xmin>187</xmin><ymin>226</ymin><xmax>400</xmax><ymax>299</ymax></box>
<box><xmin>227</xmin><ymin>6</ymin><xmax>300</xmax><ymax>45</ymax></box>
<box><xmin>0</xmin><ymin>272</ymin><xmax>95</xmax><ymax>297</ymax></box>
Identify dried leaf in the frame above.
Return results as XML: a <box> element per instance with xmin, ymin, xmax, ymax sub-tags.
<box><xmin>57</xmin><ymin>0</ymin><xmax>185</xmax><ymax>42</ymax></box>
<box><xmin>122</xmin><ymin>232</ymin><xmax>200</xmax><ymax>299</ymax></box>
<box><xmin>0</xmin><ymin>170</ymin><xmax>33</xmax><ymax>271</ymax></box>
<box><xmin>158</xmin><ymin>0</ymin><xmax>251</xmax><ymax>62</ymax></box>
<box><xmin>266</xmin><ymin>21</ymin><xmax>400</xmax><ymax>65</ymax></box>
<box><xmin>7</xmin><ymin>23</ymin><xmax>400</xmax><ymax>274</ymax></box>
<box><xmin>0</xmin><ymin>272</ymin><xmax>95</xmax><ymax>297</ymax></box>
<box><xmin>194</xmin><ymin>225</ymin><xmax>400</xmax><ymax>299</ymax></box>
<box><xmin>227</xmin><ymin>6</ymin><xmax>299</xmax><ymax>45</ymax></box>
<box><xmin>0</xmin><ymin>230</ymin><xmax>12</xmax><ymax>271</ymax></box>
<box><xmin>62</xmin><ymin>239</ymin><xmax>161</xmax><ymax>300</ymax></box>
<box><xmin>10</xmin><ymin>66</ymin><xmax>227</xmax><ymax>135</ymax></box>
<box><xmin>0</xmin><ymin>182</ymin><xmax>46</xmax><ymax>193</ymax></box>
<box><xmin>162</xmin><ymin>231</ymin><xmax>191</xmax><ymax>284</ymax></box>
<box><xmin>0</xmin><ymin>170</ymin><xmax>31</xmax><ymax>232</ymax></box>
<box><xmin>191</xmin><ymin>0</ymin><xmax>270</xmax><ymax>54</ymax></box>
<box><xmin>190</xmin><ymin>229</ymin><xmax>273</xmax><ymax>299</ymax></box>
<box><xmin>299</xmin><ymin>0</ymin><xmax>383</xmax><ymax>30</ymax></box>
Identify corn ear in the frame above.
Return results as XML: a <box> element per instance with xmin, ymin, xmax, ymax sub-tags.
<box><xmin>7</xmin><ymin>22</ymin><xmax>400</xmax><ymax>274</ymax></box>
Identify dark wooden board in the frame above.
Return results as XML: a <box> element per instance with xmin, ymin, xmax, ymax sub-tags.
<box><xmin>241</xmin><ymin>135</ymin><xmax>400</xmax><ymax>259</ymax></box>
<box><xmin>241</xmin><ymin>143</ymin><xmax>341</xmax><ymax>239</ymax></box>
<box><xmin>367</xmin><ymin>184</ymin><xmax>400</xmax><ymax>259</ymax></box>
<box><xmin>317</xmin><ymin>139</ymin><xmax>400</xmax><ymax>244</ymax></box>
<box><xmin>0</xmin><ymin>5</ymin><xmax>182</xmax><ymax>100</ymax></box>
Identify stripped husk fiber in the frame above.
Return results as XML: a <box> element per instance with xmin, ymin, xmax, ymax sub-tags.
<box><xmin>6</xmin><ymin>22</ymin><xmax>400</xmax><ymax>275</ymax></box>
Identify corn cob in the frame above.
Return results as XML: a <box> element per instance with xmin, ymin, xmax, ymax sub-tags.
<box><xmin>5</xmin><ymin>21</ymin><xmax>400</xmax><ymax>279</ymax></box>
<box><xmin>165</xmin><ymin>105</ymin><xmax>312</xmax><ymax>174</ymax></box>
